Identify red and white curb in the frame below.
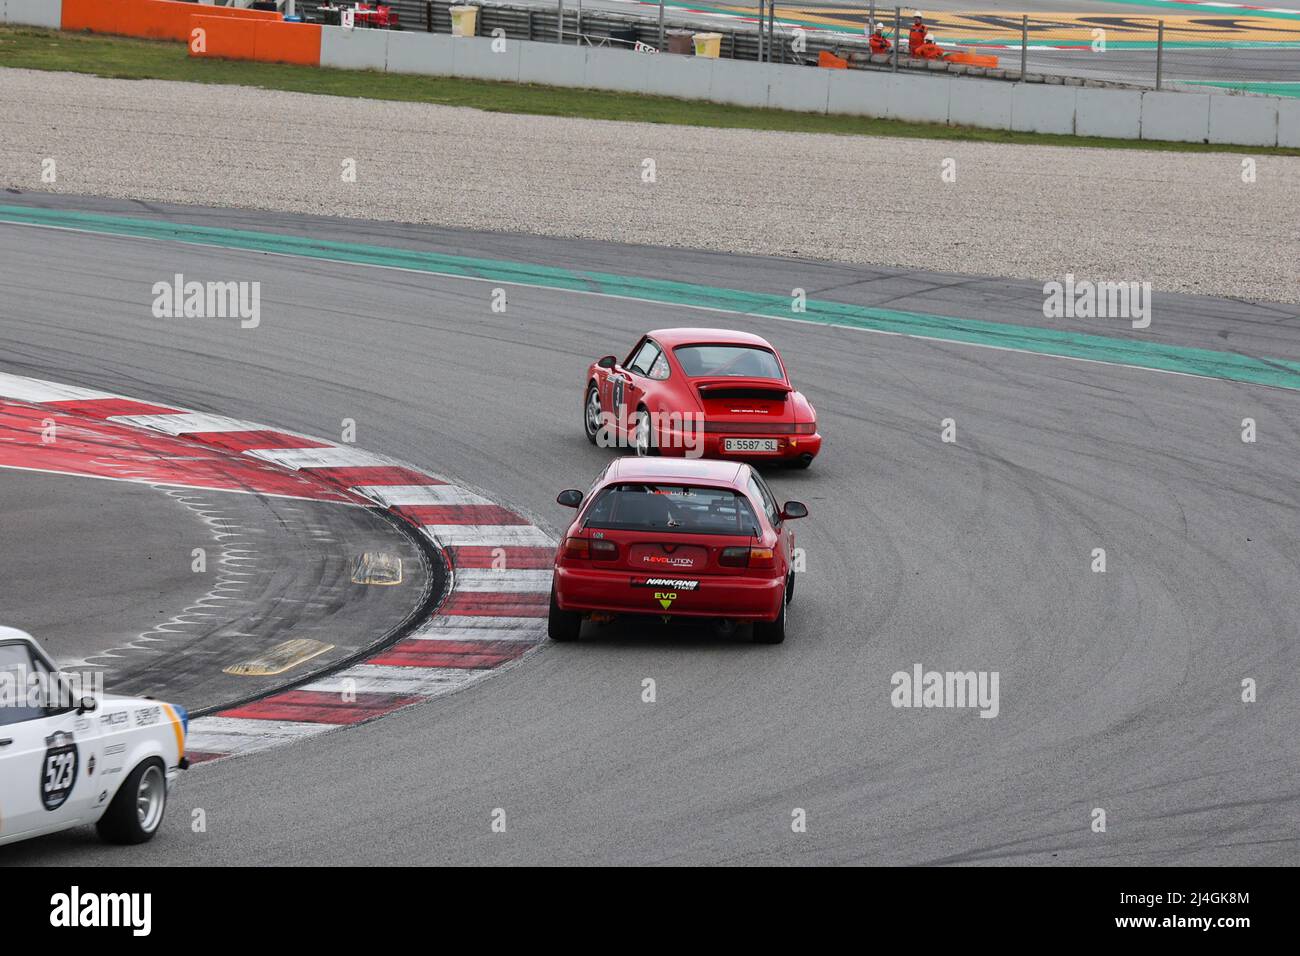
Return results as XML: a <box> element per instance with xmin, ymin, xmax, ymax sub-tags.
<box><xmin>0</xmin><ymin>371</ymin><xmax>553</xmax><ymax>764</ymax></box>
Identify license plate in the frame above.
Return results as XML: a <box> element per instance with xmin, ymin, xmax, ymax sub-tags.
<box><xmin>724</xmin><ymin>438</ymin><xmax>779</xmax><ymax>453</ymax></box>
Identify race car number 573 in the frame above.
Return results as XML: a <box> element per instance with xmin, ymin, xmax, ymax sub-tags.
<box><xmin>42</xmin><ymin>731</ymin><xmax>79</xmax><ymax>811</ymax></box>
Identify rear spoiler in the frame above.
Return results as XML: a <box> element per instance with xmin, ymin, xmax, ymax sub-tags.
<box><xmin>693</xmin><ymin>378</ymin><xmax>792</xmax><ymax>394</ymax></box>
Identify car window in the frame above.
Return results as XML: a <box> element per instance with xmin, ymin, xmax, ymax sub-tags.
<box><xmin>628</xmin><ymin>341</ymin><xmax>661</xmax><ymax>377</ymax></box>
<box><xmin>674</xmin><ymin>345</ymin><xmax>784</xmax><ymax>379</ymax></box>
<box><xmin>0</xmin><ymin>642</ymin><xmax>48</xmax><ymax>725</ymax></box>
<box><xmin>583</xmin><ymin>484</ymin><xmax>761</xmax><ymax>536</ymax></box>
<box><xmin>747</xmin><ymin>475</ymin><xmax>780</xmax><ymax>527</ymax></box>
<box><xmin>623</xmin><ymin>338</ymin><xmax>649</xmax><ymax>369</ymax></box>
<box><xmin>648</xmin><ymin>351</ymin><xmax>670</xmax><ymax>381</ymax></box>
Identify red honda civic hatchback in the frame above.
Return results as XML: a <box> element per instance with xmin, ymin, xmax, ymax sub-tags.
<box><xmin>548</xmin><ymin>458</ymin><xmax>808</xmax><ymax>644</ymax></box>
<box><xmin>582</xmin><ymin>328</ymin><xmax>822</xmax><ymax>468</ymax></box>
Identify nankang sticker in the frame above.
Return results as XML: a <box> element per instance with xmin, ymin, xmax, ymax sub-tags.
<box><xmin>100</xmin><ymin>711</ymin><xmax>128</xmax><ymax>728</ymax></box>
<box><xmin>41</xmin><ymin>731</ymin><xmax>79</xmax><ymax>811</ymax></box>
<box><xmin>134</xmin><ymin>705</ymin><xmax>161</xmax><ymax>727</ymax></box>
<box><xmin>633</xmin><ymin>578</ymin><xmax>700</xmax><ymax>590</ymax></box>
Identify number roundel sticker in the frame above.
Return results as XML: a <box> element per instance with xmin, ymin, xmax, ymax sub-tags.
<box><xmin>41</xmin><ymin>731</ymin><xmax>79</xmax><ymax>811</ymax></box>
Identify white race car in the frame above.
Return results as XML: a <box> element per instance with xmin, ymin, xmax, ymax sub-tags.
<box><xmin>0</xmin><ymin>627</ymin><xmax>188</xmax><ymax>847</ymax></box>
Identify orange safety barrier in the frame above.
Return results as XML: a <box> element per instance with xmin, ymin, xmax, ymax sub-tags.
<box><xmin>946</xmin><ymin>51</ymin><xmax>1000</xmax><ymax>68</ymax></box>
<box><xmin>62</xmin><ymin>0</ymin><xmax>280</xmax><ymax>43</ymax></box>
<box><xmin>253</xmin><ymin>20</ymin><xmax>322</xmax><ymax>66</ymax></box>
<box><xmin>817</xmin><ymin>51</ymin><xmax>849</xmax><ymax>70</ymax></box>
<box><xmin>190</xmin><ymin>15</ymin><xmax>258</xmax><ymax>61</ymax></box>
<box><xmin>190</xmin><ymin>15</ymin><xmax>322</xmax><ymax>68</ymax></box>
<box><xmin>61</xmin><ymin>0</ymin><xmax>122</xmax><ymax>34</ymax></box>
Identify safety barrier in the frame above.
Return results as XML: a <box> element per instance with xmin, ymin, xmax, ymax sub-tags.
<box><xmin>59</xmin><ymin>0</ymin><xmax>280</xmax><ymax>42</ymax></box>
<box><xmin>3</xmin><ymin>0</ymin><xmax>63</xmax><ymax>30</ymax></box>
<box><xmin>190</xmin><ymin>15</ymin><xmax>323</xmax><ymax>67</ymax></box>
<box><xmin>310</xmin><ymin>28</ymin><xmax>1297</xmax><ymax>147</ymax></box>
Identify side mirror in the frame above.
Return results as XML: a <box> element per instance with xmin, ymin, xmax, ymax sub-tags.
<box><xmin>556</xmin><ymin>489</ymin><xmax>584</xmax><ymax>508</ymax></box>
<box><xmin>76</xmin><ymin>697</ymin><xmax>97</xmax><ymax>715</ymax></box>
<box><xmin>597</xmin><ymin>355</ymin><xmax>617</xmax><ymax>369</ymax></box>
<box><xmin>780</xmin><ymin>501</ymin><xmax>808</xmax><ymax>520</ymax></box>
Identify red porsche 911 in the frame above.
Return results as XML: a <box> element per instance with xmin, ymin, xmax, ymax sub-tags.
<box><xmin>582</xmin><ymin>328</ymin><xmax>822</xmax><ymax>468</ymax></box>
<box><xmin>548</xmin><ymin>458</ymin><xmax>808</xmax><ymax>644</ymax></box>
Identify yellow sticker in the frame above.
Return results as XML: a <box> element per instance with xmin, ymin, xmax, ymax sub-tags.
<box><xmin>655</xmin><ymin>591</ymin><xmax>677</xmax><ymax>610</ymax></box>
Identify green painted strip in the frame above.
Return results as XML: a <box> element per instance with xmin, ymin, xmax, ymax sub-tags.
<box><xmin>1187</xmin><ymin>79</ymin><xmax>1300</xmax><ymax>96</ymax></box>
<box><xmin>3</xmin><ymin>204</ymin><xmax>1299</xmax><ymax>391</ymax></box>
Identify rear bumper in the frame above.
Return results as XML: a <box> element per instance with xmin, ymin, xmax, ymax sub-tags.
<box><xmin>554</xmin><ymin>566</ymin><xmax>785</xmax><ymax>621</ymax></box>
<box><xmin>661</xmin><ymin>428</ymin><xmax>822</xmax><ymax>462</ymax></box>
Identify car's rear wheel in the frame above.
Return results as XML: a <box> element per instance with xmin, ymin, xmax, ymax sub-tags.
<box><xmin>584</xmin><ymin>383</ymin><xmax>601</xmax><ymax>445</ymax></box>
<box><xmin>96</xmin><ymin>758</ymin><xmax>167</xmax><ymax>845</ymax></box>
<box><xmin>634</xmin><ymin>408</ymin><xmax>658</xmax><ymax>457</ymax></box>
<box><xmin>548</xmin><ymin>586</ymin><xmax>582</xmax><ymax>642</ymax></box>
<box><xmin>752</xmin><ymin>587</ymin><xmax>787</xmax><ymax>644</ymax></box>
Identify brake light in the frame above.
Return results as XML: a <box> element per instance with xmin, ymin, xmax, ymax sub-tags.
<box><xmin>562</xmin><ymin>537</ymin><xmax>619</xmax><ymax>560</ymax></box>
<box><xmin>794</xmin><ymin>422</ymin><xmax>816</xmax><ymax>435</ymax></box>
<box><xmin>719</xmin><ymin>546</ymin><xmax>749</xmax><ymax>568</ymax></box>
<box><xmin>720</xmin><ymin>546</ymin><xmax>775</xmax><ymax>568</ymax></box>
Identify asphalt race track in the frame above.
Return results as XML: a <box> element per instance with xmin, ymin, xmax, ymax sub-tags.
<box><xmin>1</xmin><ymin>195</ymin><xmax>1297</xmax><ymax>865</ymax></box>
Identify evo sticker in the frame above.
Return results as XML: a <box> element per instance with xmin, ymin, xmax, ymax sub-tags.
<box><xmin>655</xmin><ymin>591</ymin><xmax>679</xmax><ymax>610</ymax></box>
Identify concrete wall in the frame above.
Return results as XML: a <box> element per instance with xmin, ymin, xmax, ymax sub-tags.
<box><xmin>1140</xmin><ymin>90</ymin><xmax>1211</xmax><ymax>143</ymax></box>
<box><xmin>1075</xmin><ymin>88</ymin><xmax>1142</xmax><ymax>139</ymax></box>
<box><xmin>317</xmin><ymin>29</ymin><xmax>1293</xmax><ymax>146</ymax></box>
<box><xmin>1011</xmin><ymin>85</ymin><xmax>1077</xmax><ymax>136</ymax></box>
<box><xmin>1279</xmin><ymin>99</ymin><xmax>1300</xmax><ymax>149</ymax></box>
<box><xmin>4</xmin><ymin>0</ymin><xmax>64</xmax><ymax>29</ymax></box>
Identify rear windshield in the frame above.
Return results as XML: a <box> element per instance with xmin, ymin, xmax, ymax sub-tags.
<box><xmin>583</xmin><ymin>484</ymin><xmax>760</xmax><ymax>536</ymax></box>
<box><xmin>674</xmin><ymin>345</ymin><xmax>783</xmax><ymax>380</ymax></box>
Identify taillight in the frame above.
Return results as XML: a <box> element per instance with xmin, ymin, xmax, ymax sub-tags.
<box><xmin>562</xmin><ymin>537</ymin><xmax>618</xmax><ymax>560</ymax></box>
<box><xmin>719</xmin><ymin>546</ymin><xmax>750</xmax><ymax>568</ymax></box>
<box><xmin>794</xmin><ymin>422</ymin><xmax>816</xmax><ymax>435</ymax></box>
<box><xmin>721</xmin><ymin>546</ymin><xmax>775</xmax><ymax>568</ymax></box>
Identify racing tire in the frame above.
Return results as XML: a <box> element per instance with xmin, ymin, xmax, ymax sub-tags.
<box><xmin>633</xmin><ymin>407</ymin><xmax>659</xmax><ymax>457</ymax></box>
<box><xmin>752</xmin><ymin>590</ymin><xmax>787</xmax><ymax>644</ymax></box>
<box><xmin>584</xmin><ymin>382</ymin><xmax>601</xmax><ymax>445</ymax></box>
<box><xmin>548</xmin><ymin>586</ymin><xmax>582</xmax><ymax>642</ymax></box>
<box><xmin>786</xmin><ymin>570</ymin><xmax>795</xmax><ymax>605</ymax></box>
<box><xmin>96</xmin><ymin>757</ymin><xmax>167</xmax><ymax>845</ymax></box>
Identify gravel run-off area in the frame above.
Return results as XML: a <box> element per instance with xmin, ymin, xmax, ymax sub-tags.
<box><xmin>1</xmin><ymin>68</ymin><xmax>1297</xmax><ymax>302</ymax></box>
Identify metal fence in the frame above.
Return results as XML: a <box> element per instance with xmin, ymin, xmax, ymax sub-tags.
<box><xmin>290</xmin><ymin>1</ymin><xmax>1300</xmax><ymax>94</ymax></box>
<box><xmin>763</xmin><ymin>4</ymin><xmax>1300</xmax><ymax>93</ymax></box>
